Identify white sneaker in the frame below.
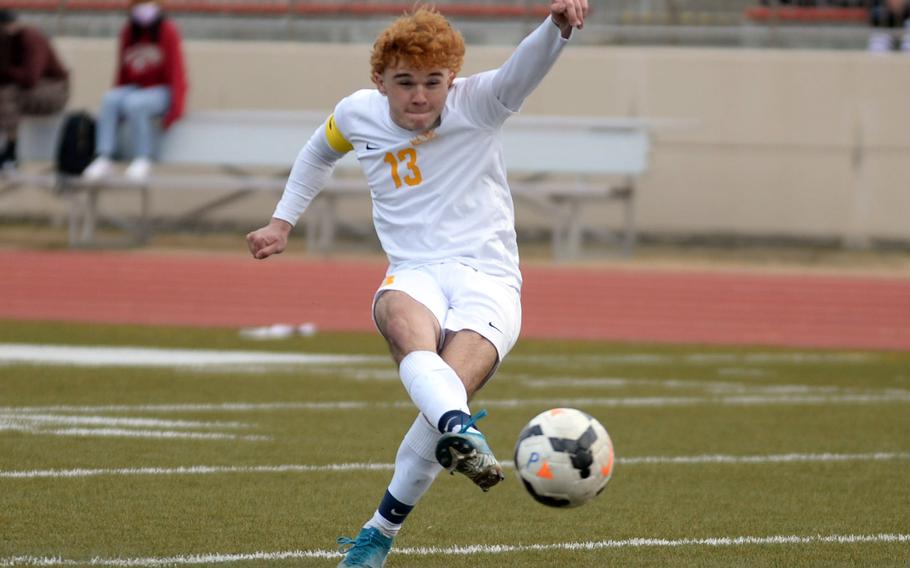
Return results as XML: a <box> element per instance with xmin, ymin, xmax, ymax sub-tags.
<box><xmin>82</xmin><ymin>156</ymin><xmax>114</xmax><ymax>181</ymax></box>
<box><xmin>125</xmin><ymin>158</ymin><xmax>152</xmax><ymax>182</ymax></box>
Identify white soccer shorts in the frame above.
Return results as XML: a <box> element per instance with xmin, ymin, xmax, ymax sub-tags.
<box><xmin>372</xmin><ymin>262</ymin><xmax>522</xmax><ymax>362</ymax></box>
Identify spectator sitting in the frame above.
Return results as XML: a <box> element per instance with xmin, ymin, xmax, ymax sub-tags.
<box><xmin>0</xmin><ymin>9</ymin><xmax>69</xmax><ymax>170</ymax></box>
<box><xmin>83</xmin><ymin>0</ymin><xmax>187</xmax><ymax>182</ymax></box>
<box><xmin>868</xmin><ymin>0</ymin><xmax>910</xmax><ymax>52</ymax></box>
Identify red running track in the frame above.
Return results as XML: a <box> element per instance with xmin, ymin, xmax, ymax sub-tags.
<box><xmin>1</xmin><ymin>250</ymin><xmax>908</xmax><ymax>351</ymax></box>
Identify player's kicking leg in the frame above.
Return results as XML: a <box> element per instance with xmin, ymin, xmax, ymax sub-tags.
<box><xmin>435</xmin><ymin>408</ymin><xmax>504</xmax><ymax>491</ymax></box>
<box><xmin>431</xmin><ymin>328</ymin><xmax>506</xmax><ymax>491</ymax></box>
<box><xmin>336</xmin><ymin>415</ymin><xmax>442</xmax><ymax>567</ymax></box>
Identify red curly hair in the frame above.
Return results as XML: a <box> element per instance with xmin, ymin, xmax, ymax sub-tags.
<box><xmin>370</xmin><ymin>5</ymin><xmax>465</xmax><ymax>77</ymax></box>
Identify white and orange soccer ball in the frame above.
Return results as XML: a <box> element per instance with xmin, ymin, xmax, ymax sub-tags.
<box><xmin>513</xmin><ymin>408</ymin><xmax>614</xmax><ymax>508</ymax></box>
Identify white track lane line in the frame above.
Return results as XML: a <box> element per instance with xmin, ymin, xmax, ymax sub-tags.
<box><xmin>3</xmin><ymin>452</ymin><xmax>909</xmax><ymax>479</ymax></box>
<box><xmin>0</xmin><ymin>533</ymin><xmax>906</xmax><ymax>566</ymax></box>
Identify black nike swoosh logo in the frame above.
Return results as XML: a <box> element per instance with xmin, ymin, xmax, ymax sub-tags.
<box><xmin>366</xmin><ymin>143</ymin><xmax>380</xmax><ymax>150</ymax></box>
<box><xmin>488</xmin><ymin>322</ymin><xmax>502</xmax><ymax>333</ymax></box>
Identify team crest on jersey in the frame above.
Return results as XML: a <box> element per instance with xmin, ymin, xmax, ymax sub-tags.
<box><xmin>409</xmin><ymin>130</ymin><xmax>437</xmax><ymax>146</ymax></box>
<box><xmin>124</xmin><ymin>45</ymin><xmax>164</xmax><ymax>73</ymax></box>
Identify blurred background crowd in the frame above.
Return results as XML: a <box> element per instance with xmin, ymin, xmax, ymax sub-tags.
<box><xmin>7</xmin><ymin>0</ymin><xmax>910</xmax><ymax>49</ymax></box>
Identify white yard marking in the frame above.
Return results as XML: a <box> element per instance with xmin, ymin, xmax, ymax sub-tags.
<box><xmin>0</xmin><ymin>424</ymin><xmax>268</xmax><ymax>442</ymax></box>
<box><xmin>1</xmin><ymin>402</ymin><xmax>388</xmax><ymax>414</ymax></box>
<box><xmin>509</xmin><ymin>352</ymin><xmax>878</xmax><ymax>367</ymax></box>
<box><xmin>615</xmin><ymin>452</ymin><xmax>910</xmax><ymax>465</ymax></box>
<box><xmin>0</xmin><ymin>344</ymin><xmax>383</xmax><ymax>368</ymax></box>
<box><xmin>0</xmin><ymin>412</ymin><xmax>264</xmax><ymax>442</ymax></box>
<box><xmin>0</xmin><ymin>414</ymin><xmax>250</xmax><ymax>429</ymax></box>
<box><xmin>3</xmin><ymin>452</ymin><xmax>908</xmax><ymax>479</ymax></box>
<box><xmin>0</xmin><ymin>344</ymin><xmax>877</xmax><ymax>370</ymax></box>
<box><xmin>517</xmin><ymin>376</ymin><xmax>849</xmax><ymax>395</ymax></box>
<box><xmin>0</xmin><ymin>463</ymin><xmax>396</xmax><ymax>479</ymax></box>
<box><xmin>0</xmin><ymin>534</ymin><xmax>906</xmax><ymax>566</ymax></box>
<box><xmin>717</xmin><ymin>367</ymin><xmax>773</xmax><ymax>378</ymax></box>
<box><xmin>3</xmin><ymin>389</ymin><xmax>910</xmax><ymax>418</ymax></box>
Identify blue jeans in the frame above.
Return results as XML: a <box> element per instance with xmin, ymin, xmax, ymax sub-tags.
<box><xmin>95</xmin><ymin>85</ymin><xmax>171</xmax><ymax>160</ymax></box>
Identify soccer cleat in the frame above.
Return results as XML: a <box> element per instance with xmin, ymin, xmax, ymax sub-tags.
<box><xmin>336</xmin><ymin>527</ymin><xmax>393</xmax><ymax>567</ymax></box>
<box><xmin>434</xmin><ymin>409</ymin><xmax>505</xmax><ymax>492</ymax></box>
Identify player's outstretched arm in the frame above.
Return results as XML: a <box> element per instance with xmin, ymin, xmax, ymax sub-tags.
<box><xmin>550</xmin><ymin>0</ymin><xmax>588</xmax><ymax>38</ymax></box>
<box><xmin>487</xmin><ymin>1</ymin><xmax>583</xmax><ymax>114</ymax></box>
<box><xmin>246</xmin><ymin>218</ymin><xmax>293</xmax><ymax>260</ymax></box>
<box><xmin>252</xmin><ymin>113</ymin><xmax>350</xmax><ymax>260</ymax></box>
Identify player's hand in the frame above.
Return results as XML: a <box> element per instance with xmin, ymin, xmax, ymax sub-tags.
<box><xmin>246</xmin><ymin>219</ymin><xmax>292</xmax><ymax>259</ymax></box>
<box><xmin>550</xmin><ymin>0</ymin><xmax>588</xmax><ymax>36</ymax></box>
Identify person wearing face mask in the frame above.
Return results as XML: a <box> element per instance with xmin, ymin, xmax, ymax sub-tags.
<box><xmin>0</xmin><ymin>9</ymin><xmax>69</xmax><ymax>170</ymax></box>
<box><xmin>83</xmin><ymin>0</ymin><xmax>187</xmax><ymax>182</ymax></box>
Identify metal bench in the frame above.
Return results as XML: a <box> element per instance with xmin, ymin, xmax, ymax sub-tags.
<box><xmin>7</xmin><ymin>110</ymin><xmax>650</xmax><ymax>258</ymax></box>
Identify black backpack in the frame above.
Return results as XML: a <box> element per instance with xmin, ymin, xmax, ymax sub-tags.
<box><xmin>56</xmin><ymin>111</ymin><xmax>96</xmax><ymax>175</ymax></box>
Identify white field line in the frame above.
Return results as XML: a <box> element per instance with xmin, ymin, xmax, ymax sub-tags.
<box><xmin>0</xmin><ymin>414</ymin><xmax>250</xmax><ymax>429</ymax></box>
<box><xmin>0</xmin><ymin>533</ymin><xmax>906</xmax><ymax>566</ymax></box>
<box><xmin>717</xmin><ymin>367</ymin><xmax>773</xmax><ymax>378</ymax></box>
<box><xmin>0</xmin><ymin>344</ymin><xmax>878</xmax><ymax>369</ymax></box>
<box><xmin>517</xmin><ymin>376</ymin><xmax>851</xmax><ymax>395</ymax></box>
<box><xmin>3</xmin><ymin>391</ymin><xmax>910</xmax><ymax>417</ymax></box>
<box><xmin>615</xmin><ymin>452</ymin><xmax>910</xmax><ymax>465</ymax></box>
<box><xmin>0</xmin><ymin>424</ymin><xmax>269</xmax><ymax>442</ymax></box>
<box><xmin>3</xmin><ymin>452</ymin><xmax>909</xmax><ymax>479</ymax></box>
<box><xmin>0</xmin><ymin>402</ymin><xmax>384</xmax><ymax>414</ymax></box>
<box><xmin>0</xmin><ymin>344</ymin><xmax>383</xmax><ymax>368</ymax></box>
<box><xmin>509</xmin><ymin>352</ymin><xmax>878</xmax><ymax>366</ymax></box>
<box><xmin>0</xmin><ymin>463</ymin><xmax>396</xmax><ymax>479</ymax></box>
<box><xmin>0</xmin><ymin>413</ymin><xmax>264</xmax><ymax>442</ymax></box>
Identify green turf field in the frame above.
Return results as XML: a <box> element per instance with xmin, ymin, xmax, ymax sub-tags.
<box><xmin>1</xmin><ymin>320</ymin><xmax>908</xmax><ymax>567</ymax></box>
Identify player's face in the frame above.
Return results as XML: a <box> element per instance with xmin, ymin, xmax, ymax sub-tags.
<box><xmin>373</xmin><ymin>65</ymin><xmax>454</xmax><ymax>132</ymax></box>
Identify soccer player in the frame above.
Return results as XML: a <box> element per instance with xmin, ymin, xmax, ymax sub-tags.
<box><xmin>246</xmin><ymin>1</ymin><xmax>586</xmax><ymax>565</ymax></box>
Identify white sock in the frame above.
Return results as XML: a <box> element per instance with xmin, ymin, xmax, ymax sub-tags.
<box><xmin>399</xmin><ymin>351</ymin><xmax>469</xmax><ymax>430</ymax></box>
<box><xmin>391</xmin><ymin>415</ymin><xmax>443</xmax><ymax>500</ymax></box>
<box><xmin>365</xmin><ymin>415</ymin><xmax>443</xmax><ymax>538</ymax></box>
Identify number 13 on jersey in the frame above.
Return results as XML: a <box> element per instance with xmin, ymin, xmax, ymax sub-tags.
<box><xmin>384</xmin><ymin>148</ymin><xmax>422</xmax><ymax>189</ymax></box>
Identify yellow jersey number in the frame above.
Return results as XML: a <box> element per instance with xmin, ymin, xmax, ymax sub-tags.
<box><xmin>384</xmin><ymin>148</ymin><xmax>422</xmax><ymax>189</ymax></box>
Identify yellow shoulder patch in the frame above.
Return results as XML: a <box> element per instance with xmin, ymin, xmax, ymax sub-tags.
<box><xmin>325</xmin><ymin>114</ymin><xmax>353</xmax><ymax>154</ymax></box>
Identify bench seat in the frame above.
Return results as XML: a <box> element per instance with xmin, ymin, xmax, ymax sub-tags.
<box><xmin>5</xmin><ymin>110</ymin><xmax>651</xmax><ymax>258</ymax></box>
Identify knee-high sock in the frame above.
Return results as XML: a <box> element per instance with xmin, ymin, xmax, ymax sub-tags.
<box><xmin>399</xmin><ymin>350</ymin><xmax>472</xmax><ymax>432</ymax></box>
<box><xmin>366</xmin><ymin>415</ymin><xmax>443</xmax><ymax>537</ymax></box>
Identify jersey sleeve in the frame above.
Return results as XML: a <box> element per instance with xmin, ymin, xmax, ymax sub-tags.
<box><xmin>272</xmin><ymin>109</ymin><xmax>352</xmax><ymax>225</ymax></box>
<box><xmin>491</xmin><ymin>16</ymin><xmax>568</xmax><ymax>113</ymax></box>
<box><xmin>456</xmin><ymin>16</ymin><xmax>569</xmax><ymax>129</ymax></box>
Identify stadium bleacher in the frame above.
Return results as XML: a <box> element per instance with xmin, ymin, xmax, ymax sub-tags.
<box><xmin>4</xmin><ymin>0</ymin><xmax>881</xmax><ymax>49</ymax></box>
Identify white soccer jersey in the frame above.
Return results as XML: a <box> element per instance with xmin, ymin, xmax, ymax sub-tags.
<box><xmin>274</xmin><ymin>17</ymin><xmax>569</xmax><ymax>290</ymax></box>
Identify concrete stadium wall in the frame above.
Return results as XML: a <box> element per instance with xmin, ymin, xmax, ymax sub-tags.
<box><xmin>26</xmin><ymin>38</ymin><xmax>910</xmax><ymax>245</ymax></box>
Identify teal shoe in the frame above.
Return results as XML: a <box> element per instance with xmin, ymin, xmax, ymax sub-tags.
<box><xmin>336</xmin><ymin>527</ymin><xmax>393</xmax><ymax>567</ymax></box>
<box><xmin>435</xmin><ymin>409</ymin><xmax>505</xmax><ymax>491</ymax></box>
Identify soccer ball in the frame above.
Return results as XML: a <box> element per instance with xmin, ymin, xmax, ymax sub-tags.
<box><xmin>513</xmin><ymin>408</ymin><xmax>614</xmax><ymax>508</ymax></box>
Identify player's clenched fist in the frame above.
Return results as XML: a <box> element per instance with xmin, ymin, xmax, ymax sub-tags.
<box><xmin>246</xmin><ymin>218</ymin><xmax>292</xmax><ymax>259</ymax></box>
<box><xmin>550</xmin><ymin>0</ymin><xmax>588</xmax><ymax>35</ymax></box>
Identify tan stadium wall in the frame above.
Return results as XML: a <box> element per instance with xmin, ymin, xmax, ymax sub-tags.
<box><xmin>42</xmin><ymin>38</ymin><xmax>910</xmax><ymax>244</ymax></box>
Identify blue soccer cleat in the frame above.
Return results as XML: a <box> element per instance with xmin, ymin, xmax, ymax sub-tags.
<box><xmin>336</xmin><ymin>527</ymin><xmax>393</xmax><ymax>567</ymax></box>
<box><xmin>434</xmin><ymin>409</ymin><xmax>505</xmax><ymax>491</ymax></box>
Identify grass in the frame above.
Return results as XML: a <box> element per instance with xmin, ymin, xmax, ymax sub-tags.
<box><xmin>1</xmin><ymin>320</ymin><xmax>909</xmax><ymax>567</ymax></box>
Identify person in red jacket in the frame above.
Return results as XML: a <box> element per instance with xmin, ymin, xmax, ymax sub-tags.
<box><xmin>0</xmin><ymin>9</ymin><xmax>69</xmax><ymax>170</ymax></box>
<box><xmin>83</xmin><ymin>0</ymin><xmax>187</xmax><ymax>182</ymax></box>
